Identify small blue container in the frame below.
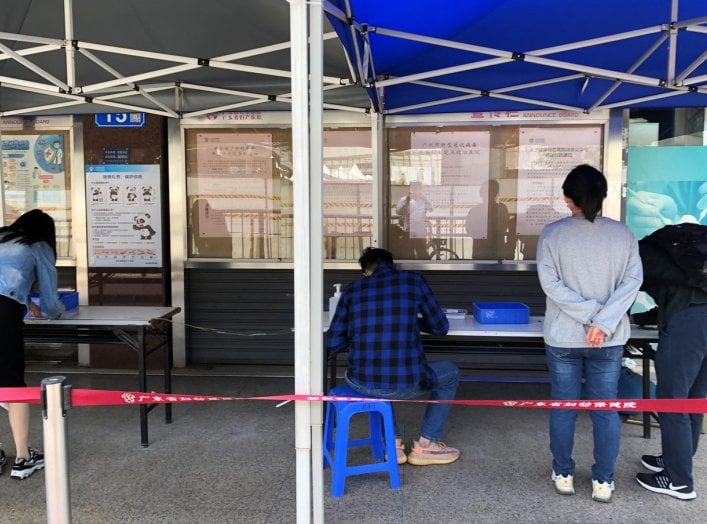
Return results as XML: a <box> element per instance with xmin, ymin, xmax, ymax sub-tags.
<box><xmin>472</xmin><ymin>302</ymin><xmax>529</xmax><ymax>324</ymax></box>
<box><xmin>28</xmin><ymin>291</ymin><xmax>79</xmax><ymax>314</ymax></box>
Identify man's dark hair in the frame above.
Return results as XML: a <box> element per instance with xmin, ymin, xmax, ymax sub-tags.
<box><xmin>562</xmin><ymin>164</ymin><xmax>607</xmax><ymax>222</ymax></box>
<box><xmin>0</xmin><ymin>209</ymin><xmax>57</xmax><ymax>258</ymax></box>
<box><xmin>359</xmin><ymin>247</ymin><xmax>394</xmax><ymax>273</ymax></box>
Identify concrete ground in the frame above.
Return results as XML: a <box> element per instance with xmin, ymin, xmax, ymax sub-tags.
<box><xmin>1</xmin><ymin>363</ymin><xmax>705</xmax><ymax>523</ymax></box>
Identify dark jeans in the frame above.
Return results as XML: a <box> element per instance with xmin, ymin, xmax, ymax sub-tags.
<box><xmin>656</xmin><ymin>303</ymin><xmax>707</xmax><ymax>489</ymax></box>
<box><xmin>545</xmin><ymin>344</ymin><xmax>623</xmax><ymax>482</ymax></box>
<box><xmin>345</xmin><ymin>361</ymin><xmax>459</xmax><ymax>441</ymax></box>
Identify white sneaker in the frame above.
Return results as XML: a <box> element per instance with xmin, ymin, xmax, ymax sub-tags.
<box><xmin>552</xmin><ymin>471</ymin><xmax>574</xmax><ymax>495</ymax></box>
<box><xmin>395</xmin><ymin>437</ymin><xmax>407</xmax><ymax>465</ymax></box>
<box><xmin>407</xmin><ymin>439</ymin><xmax>460</xmax><ymax>466</ymax></box>
<box><xmin>592</xmin><ymin>479</ymin><xmax>615</xmax><ymax>503</ymax></box>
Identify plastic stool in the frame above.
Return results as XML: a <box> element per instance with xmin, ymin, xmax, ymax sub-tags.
<box><xmin>323</xmin><ymin>385</ymin><xmax>401</xmax><ymax>497</ymax></box>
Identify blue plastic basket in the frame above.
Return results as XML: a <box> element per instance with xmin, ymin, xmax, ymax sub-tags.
<box><xmin>28</xmin><ymin>291</ymin><xmax>79</xmax><ymax>314</ymax></box>
<box><xmin>472</xmin><ymin>302</ymin><xmax>529</xmax><ymax>324</ymax></box>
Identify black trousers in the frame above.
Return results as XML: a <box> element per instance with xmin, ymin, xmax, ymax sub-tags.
<box><xmin>0</xmin><ymin>295</ymin><xmax>27</xmax><ymax>387</ymax></box>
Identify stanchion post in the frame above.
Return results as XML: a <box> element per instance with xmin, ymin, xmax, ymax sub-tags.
<box><xmin>41</xmin><ymin>376</ymin><xmax>72</xmax><ymax>524</ymax></box>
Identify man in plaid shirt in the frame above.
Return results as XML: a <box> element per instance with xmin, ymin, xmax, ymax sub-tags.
<box><xmin>326</xmin><ymin>247</ymin><xmax>460</xmax><ymax>465</ymax></box>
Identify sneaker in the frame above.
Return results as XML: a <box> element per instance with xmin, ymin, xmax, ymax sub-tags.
<box><xmin>407</xmin><ymin>439</ymin><xmax>460</xmax><ymax>466</ymax></box>
<box><xmin>0</xmin><ymin>449</ymin><xmax>5</xmax><ymax>476</ymax></box>
<box><xmin>552</xmin><ymin>471</ymin><xmax>575</xmax><ymax>495</ymax></box>
<box><xmin>11</xmin><ymin>448</ymin><xmax>45</xmax><ymax>480</ymax></box>
<box><xmin>636</xmin><ymin>472</ymin><xmax>696</xmax><ymax>500</ymax></box>
<box><xmin>395</xmin><ymin>437</ymin><xmax>407</xmax><ymax>465</ymax></box>
<box><xmin>641</xmin><ymin>454</ymin><xmax>665</xmax><ymax>473</ymax></box>
<box><xmin>592</xmin><ymin>479</ymin><xmax>615</xmax><ymax>503</ymax></box>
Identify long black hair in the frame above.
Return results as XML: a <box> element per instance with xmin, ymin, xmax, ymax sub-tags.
<box><xmin>0</xmin><ymin>209</ymin><xmax>57</xmax><ymax>258</ymax></box>
<box><xmin>562</xmin><ymin>164</ymin><xmax>607</xmax><ymax>222</ymax></box>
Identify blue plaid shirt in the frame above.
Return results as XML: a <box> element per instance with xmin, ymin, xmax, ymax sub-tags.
<box><xmin>326</xmin><ymin>263</ymin><xmax>449</xmax><ymax>390</ymax></box>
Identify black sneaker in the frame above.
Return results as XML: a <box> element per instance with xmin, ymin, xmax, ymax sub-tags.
<box><xmin>11</xmin><ymin>448</ymin><xmax>45</xmax><ymax>480</ymax></box>
<box><xmin>636</xmin><ymin>472</ymin><xmax>696</xmax><ymax>500</ymax></box>
<box><xmin>0</xmin><ymin>449</ymin><xmax>6</xmax><ymax>476</ymax></box>
<box><xmin>641</xmin><ymin>454</ymin><xmax>665</xmax><ymax>472</ymax></box>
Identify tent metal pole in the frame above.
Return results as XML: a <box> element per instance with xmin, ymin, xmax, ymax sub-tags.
<box><xmin>0</xmin><ymin>44</ymin><xmax>60</xmax><ymax>62</ymax></box>
<box><xmin>675</xmin><ymin>50</ymin><xmax>707</xmax><ymax>84</ymax></box>
<box><xmin>387</xmin><ymin>90</ymin><xmax>581</xmax><ymax>115</ymax></box>
<box><xmin>176</xmin><ymin>82</ymin><xmax>272</xmax><ymax>98</ymax></box>
<box><xmin>0</xmin><ymin>31</ymin><xmax>62</xmax><ymax>45</ymax></box>
<box><xmin>343</xmin><ymin>0</ymin><xmax>367</xmax><ymax>83</ymax></box>
<box><xmin>0</xmin><ymin>75</ymin><xmax>64</xmax><ymax>93</ymax></box>
<box><xmin>0</xmin><ymin>41</ymin><xmax>70</xmax><ymax>91</ymax></box>
<box><xmin>372</xmin><ymin>112</ymin><xmax>384</xmax><ymax>246</ymax></box>
<box><xmin>666</xmin><ymin>0</ymin><xmax>679</xmax><ymax>84</ymax></box>
<box><xmin>412</xmin><ymin>74</ymin><xmax>584</xmax><ymax>94</ymax></box>
<box><xmin>76</xmin><ymin>48</ymin><xmax>178</xmax><ymax>116</ymax></box>
<box><xmin>597</xmin><ymin>90</ymin><xmax>685</xmax><ymax>110</ymax></box>
<box><xmin>80</xmin><ymin>64</ymin><xmax>197</xmax><ymax>94</ymax></box>
<box><xmin>215</xmin><ymin>32</ymin><xmax>338</xmax><ymax>63</ymax></box>
<box><xmin>290</xmin><ymin>0</ymin><xmax>313</xmax><ymax>522</ymax></box>
<box><xmin>589</xmin><ymin>33</ymin><xmax>669</xmax><ymax>112</ymax></box>
<box><xmin>376</xmin><ymin>57</ymin><xmax>509</xmax><ymax>88</ymax></box>
<box><xmin>1</xmin><ymin>101</ymin><xmax>84</xmax><ymax>117</ymax></box>
<box><xmin>309</xmin><ymin>3</ymin><xmax>325</xmax><ymax>522</ymax></box>
<box><xmin>64</xmin><ymin>0</ymin><xmax>75</xmax><ymax>89</ymax></box>
<box><xmin>683</xmin><ymin>73</ymin><xmax>707</xmax><ymax>86</ymax></box>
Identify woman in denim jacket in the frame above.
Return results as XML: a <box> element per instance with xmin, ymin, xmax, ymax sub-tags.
<box><xmin>0</xmin><ymin>209</ymin><xmax>62</xmax><ymax>479</ymax></box>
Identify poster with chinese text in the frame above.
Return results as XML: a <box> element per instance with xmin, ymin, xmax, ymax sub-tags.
<box><xmin>517</xmin><ymin>127</ymin><xmax>602</xmax><ymax>235</ymax></box>
<box><xmin>85</xmin><ymin>164</ymin><xmax>162</xmax><ymax>267</ymax></box>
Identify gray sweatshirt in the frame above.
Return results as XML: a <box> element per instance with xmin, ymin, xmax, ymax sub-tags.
<box><xmin>537</xmin><ymin>216</ymin><xmax>643</xmax><ymax>348</ymax></box>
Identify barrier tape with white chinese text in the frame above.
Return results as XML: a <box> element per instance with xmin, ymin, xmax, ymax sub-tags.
<box><xmin>1</xmin><ymin>387</ymin><xmax>707</xmax><ymax>413</ymax></box>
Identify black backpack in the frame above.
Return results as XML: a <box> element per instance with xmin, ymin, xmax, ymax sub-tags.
<box><xmin>641</xmin><ymin>223</ymin><xmax>707</xmax><ymax>292</ymax></box>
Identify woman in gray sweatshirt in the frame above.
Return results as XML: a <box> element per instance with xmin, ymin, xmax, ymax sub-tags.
<box><xmin>537</xmin><ymin>164</ymin><xmax>643</xmax><ymax>503</ymax></box>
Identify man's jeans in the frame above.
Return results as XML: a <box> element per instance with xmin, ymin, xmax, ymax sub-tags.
<box><xmin>345</xmin><ymin>361</ymin><xmax>459</xmax><ymax>441</ymax></box>
<box><xmin>656</xmin><ymin>304</ymin><xmax>707</xmax><ymax>489</ymax></box>
<box><xmin>545</xmin><ymin>344</ymin><xmax>623</xmax><ymax>483</ymax></box>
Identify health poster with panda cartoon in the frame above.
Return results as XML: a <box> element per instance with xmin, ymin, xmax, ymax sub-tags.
<box><xmin>85</xmin><ymin>164</ymin><xmax>162</xmax><ymax>267</ymax></box>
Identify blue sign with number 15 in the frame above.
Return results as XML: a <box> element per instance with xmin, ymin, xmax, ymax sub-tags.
<box><xmin>95</xmin><ymin>113</ymin><xmax>145</xmax><ymax>128</ymax></box>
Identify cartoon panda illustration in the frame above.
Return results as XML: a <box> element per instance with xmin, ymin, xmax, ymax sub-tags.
<box><xmin>133</xmin><ymin>213</ymin><xmax>157</xmax><ymax>240</ymax></box>
<box><xmin>142</xmin><ymin>186</ymin><xmax>153</xmax><ymax>203</ymax></box>
<box><xmin>109</xmin><ymin>186</ymin><xmax>120</xmax><ymax>202</ymax></box>
<box><xmin>92</xmin><ymin>187</ymin><xmax>103</xmax><ymax>202</ymax></box>
<box><xmin>126</xmin><ymin>187</ymin><xmax>138</xmax><ymax>202</ymax></box>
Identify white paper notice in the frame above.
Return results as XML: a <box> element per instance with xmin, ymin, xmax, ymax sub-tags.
<box><xmin>85</xmin><ymin>164</ymin><xmax>162</xmax><ymax>267</ymax></box>
<box><xmin>517</xmin><ymin>127</ymin><xmax>602</xmax><ymax>235</ymax></box>
<box><xmin>408</xmin><ymin>131</ymin><xmax>491</xmax><ymax>238</ymax></box>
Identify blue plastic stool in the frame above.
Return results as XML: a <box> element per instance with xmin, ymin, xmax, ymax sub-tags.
<box><xmin>323</xmin><ymin>385</ymin><xmax>401</xmax><ymax>497</ymax></box>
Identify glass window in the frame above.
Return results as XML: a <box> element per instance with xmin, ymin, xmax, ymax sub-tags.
<box><xmin>1</xmin><ymin>131</ymin><xmax>72</xmax><ymax>258</ymax></box>
<box><xmin>323</xmin><ymin>129</ymin><xmax>372</xmax><ymax>260</ymax></box>
<box><xmin>626</xmin><ymin>108</ymin><xmax>706</xmax><ymax>240</ymax></box>
<box><xmin>387</xmin><ymin>124</ymin><xmax>604</xmax><ymax>261</ymax></box>
<box><xmin>185</xmin><ymin>127</ymin><xmax>372</xmax><ymax>260</ymax></box>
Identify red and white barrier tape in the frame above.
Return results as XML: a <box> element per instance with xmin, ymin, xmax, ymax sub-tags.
<box><xmin>1</xmin><ymin>387</ymin><xmax>707</xmax><ymax>413</ymax></box>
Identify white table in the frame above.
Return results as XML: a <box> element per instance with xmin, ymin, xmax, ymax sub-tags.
<box><xmin>325</xmin><ymin>313</ymin><xmax>659</xmax><ymax>437</ymax></box>
<box><xmin>25</xmin><ymin>306</ymin><xmax>181</xmax><ymax>447</ymax></box>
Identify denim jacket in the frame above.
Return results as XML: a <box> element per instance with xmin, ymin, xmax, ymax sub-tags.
<box><xmin>0</xmin><ymin>234</ymin><xmax>61</xmax><ymax>319</ymax></box>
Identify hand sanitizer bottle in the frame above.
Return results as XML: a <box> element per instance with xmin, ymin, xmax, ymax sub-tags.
<box><xmin>329</xmin><ymin>283</ymin><xmax>342</xmax><ymax>321</ymax></box>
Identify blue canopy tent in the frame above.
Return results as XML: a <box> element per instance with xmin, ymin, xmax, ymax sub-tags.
<box><xmin>325</xmin><ymin>0</ymin><xmax>707</xmax><ymax>114</ymax></box>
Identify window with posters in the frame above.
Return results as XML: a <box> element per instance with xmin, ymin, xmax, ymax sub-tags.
<box><xmin>626</xmin><ymin>108</ymin><xmax>707</xmax><ymax>317</ymax></box>
<box><xmin>388</xmin><ymin>123</ymin><xmax>603</xmax><ymax>261</ymax></box>
<box><xmin>1</xmin><ymin>130</ymin><xmax>72</xmax><ymax>257</ymax></box>
<box><xmin>184</xmin><ymin>127</ymin><xmax>372</xmax><ymax>261</ymax></box>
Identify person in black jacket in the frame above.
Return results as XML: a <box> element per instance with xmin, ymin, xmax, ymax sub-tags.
<box><xmin>634</xmin><ymin>225</ymin><xmax>707</xmax><ymax>500</ymax></box>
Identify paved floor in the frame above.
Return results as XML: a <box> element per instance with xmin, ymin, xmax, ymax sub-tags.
<box><xmin>1</xmin><ymin>364</ymin><xmax>705</xmax><ymax>523</ymax></box>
